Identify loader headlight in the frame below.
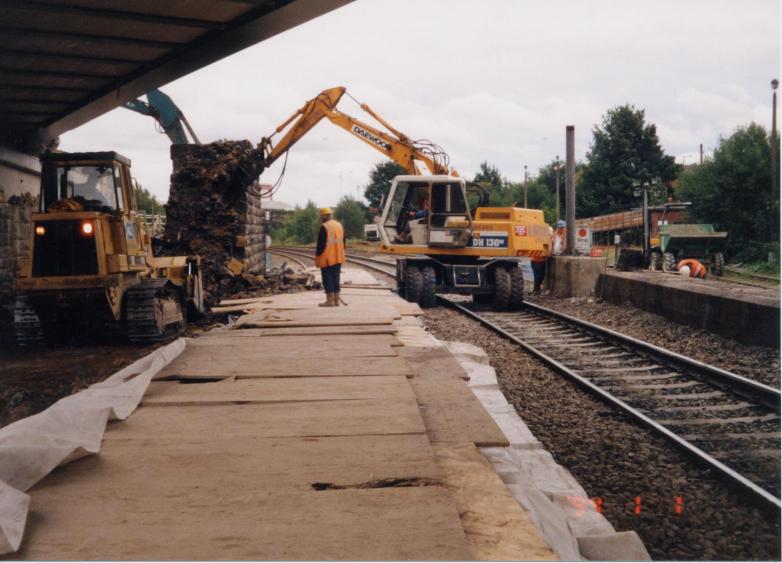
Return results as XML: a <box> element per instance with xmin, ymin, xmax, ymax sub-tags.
<box><xmin>81</xmin><ymin>221</ymin><xmax>94</xmax><ymax>236</ymax></box>
<box><xmin>35</xmin><ymin>225</ymin><xmax>46</xmax><ymax>236</ymax></box>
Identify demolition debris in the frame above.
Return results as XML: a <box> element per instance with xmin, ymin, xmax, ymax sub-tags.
<box><xmin>161</xmin><ymin>140</ymin><xmax>298</xmax><ymax>304</ymax></box>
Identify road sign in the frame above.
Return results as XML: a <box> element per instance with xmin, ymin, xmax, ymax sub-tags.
<box><xmin>575</xmin><ymin>226</ymin><xmax>592</xmax><ymax>255</ymax></box>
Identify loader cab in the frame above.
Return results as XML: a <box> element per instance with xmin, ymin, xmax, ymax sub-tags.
<box><xmin>380</xmin><ymin>175</ymin><xmax>472</xmax><ymax>249</ymax></box>
<box><xmin>40</xmin><ymin>152</ymin><xmax>134</xmax><ymax>214</ymax></box>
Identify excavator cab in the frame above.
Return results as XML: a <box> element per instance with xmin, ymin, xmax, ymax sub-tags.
<box><xmin>380</xmin><ymin>175</ymin><xmax>472</xmax><ymax>249</ymax></box>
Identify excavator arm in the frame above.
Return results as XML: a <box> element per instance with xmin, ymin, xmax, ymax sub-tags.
<box><xmin>260</xmin><ymin>86</ymin><xmax>452</xmax><ymax>175</ymax></box>
<box><xmin>123</xmin><ymin>89</ymin><xmax>200</xmax><ymax>145</ymax></box>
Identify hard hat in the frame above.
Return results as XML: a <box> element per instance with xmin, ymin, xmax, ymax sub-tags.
<box><xmin>319</xmin><ymin>207</ymin><xmax>332</xmax><ymax>216</ymax></box>
<box><xmin>557</xmin><ymin>220</ymin><xmax>566</xmax><ymax>228</ymax></box>
<box><xmin>678</xmin><ymin>265</ymin><xmax>691</xmax><ymax>277</ymax></box>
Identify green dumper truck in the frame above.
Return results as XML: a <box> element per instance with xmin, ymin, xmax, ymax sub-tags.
<box><xmin>647</xmin><ymin>203</ymin><xmax>728</xmax><ymax>276</ymax></box>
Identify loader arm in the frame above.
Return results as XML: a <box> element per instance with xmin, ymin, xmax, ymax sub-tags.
<box><xmin>260</xmin><ymin>86</ymin><xmax>451</xmax><ymax>175</ymax></box>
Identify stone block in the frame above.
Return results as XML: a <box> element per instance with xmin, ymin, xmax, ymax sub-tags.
<box><xmin>576</xmin><ymin>531</ymin><xmax>651</xmax><ymax>561</ymax></box>
<box><xmin>545</xmin><ymin>256</ymin><xmax>607</xmax><ymax>297</ymax></box>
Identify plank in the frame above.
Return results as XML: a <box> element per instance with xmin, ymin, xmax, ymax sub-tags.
<box><xmin>207</xmin><ymin>325</ymin><xmax>398</xmax><ymax>337</ymax></box>
<box><xmin>19</xmin><ymin>487</ymin><xmax>470</xmax><ymax>560</ymax></box>
<box><xmin>434</xmin><ymin>443</ymin><xmax>556</xmax><ymax>560</ymax></box>
<box><xmin>34</xmin><ymin>433</ymin><xmax>441</xmax><ymax>494</ymax></box>
<box><xmin>400</xmin><ymin>346</ymin><xmax>471</xmax><ymax>381</ymax></box>
<box><xmin>157</xmin><ymin>354</ymin><xmax>413</xmax><ymax>378</ymax></box>
<box><xmin>411</xmin><ymin>375</ymin><xmax>509</xmax><ymax>447</ymax></box>
<box><xmin>184</xmin><ymin>334</ymin><xmax>403</xmax><ymax>352</ymax></box>
<box><xmin>104</xmin><ymin>401</ymin><xmax>427</xmax><ymax>441</ymax></box>
<box><xmin>142</xmin><ymin>375</ymin><xmax>415</xmax><ymax>406</ymax></box>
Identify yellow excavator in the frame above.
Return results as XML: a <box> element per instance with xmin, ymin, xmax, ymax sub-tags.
<box><xmin>259</xmin><ymin>86</ymin><xmax>552</xmax><ymax>310</ymax></box>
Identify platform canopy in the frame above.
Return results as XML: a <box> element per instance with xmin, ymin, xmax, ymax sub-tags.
<box><xmin>0</xmin><ymin>0</ymin><xmax>351</xmax><ymax>152</ymax></box>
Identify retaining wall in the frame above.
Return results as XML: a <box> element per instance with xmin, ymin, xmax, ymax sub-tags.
<box><xmin>596</xmin><ymin>270</ymin><xmax>780</xmax><ymax>347</ymax></box>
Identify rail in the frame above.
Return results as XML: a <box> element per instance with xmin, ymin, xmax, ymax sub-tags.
<box><xmin>438</xmin><ymin>295</ymin><xmax>782</xmax><ymax>513</ymax></box>
<box><xmin>269</xmin><ymin>247</ymin><xmax>397</xmax><ymax>279</ymax></box>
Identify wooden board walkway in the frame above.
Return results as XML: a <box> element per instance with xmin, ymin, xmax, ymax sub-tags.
<box><xmin>16</xmin><ymin>279</ymin><xmax>555</xmax><ymax>560</ymax></box>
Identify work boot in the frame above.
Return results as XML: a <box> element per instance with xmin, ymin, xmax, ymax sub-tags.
<box><xmin>319</xmin><ymin>293</ymin><xmax>335</xmax><ymax>307</ymax></box>
<box><xmin>336</xmin><ymin>292</ymin><xmax>347</xmax><ymax>306</ymax></box>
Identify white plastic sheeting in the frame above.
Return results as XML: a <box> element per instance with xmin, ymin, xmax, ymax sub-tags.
<box><xmin>444</xmin><ymin>340</ymin><xmax>651</xmax><ymax>561</ymax></box>
<box><xmin>0</xmin><ymin>338</ymin><xmax>185</xmax><ymax>555</ymax></box>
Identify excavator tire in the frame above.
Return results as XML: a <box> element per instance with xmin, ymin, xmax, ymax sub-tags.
<box><xmin>509</xmin><ymin>266</ymin><xmax>524</xmax><ymax>310</ymax></box>
<box><xmin>493</xmin><ymin>267</ymin><xmax>512</xmax><ymax>311</ymax></box>
<box><xmin>126</xmin><ymin>279</ymin><xmax>186</xmax><ymax>343</ymax></box>
<box><xmin>404</xmin><ymin>266</ymin><xmax>423</xmax><ymax>304</ymax></box>
<box><xmin>662</xmin><ymin>252</ymin><xmax>677</xmax><ymax>273</ymax></box>
<box><xmin>419</xmin><ymin>266</ymin><xmax>437</xmax><ymax>309</ymax></box>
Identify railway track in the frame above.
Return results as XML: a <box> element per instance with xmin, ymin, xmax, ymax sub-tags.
<box><xmin>269</xmin><ymin>246</ymin><xmax>780</xmax><ymax>511</ymax></box>
<box><xmin>270</xmin><ymin>247</ymin><xmax>398</xmax><ymax>279</ymax></box>
<box><xmin>439</xmin><ymin>295</ymin><xmax>782</xmax><ymax>513</ymax></box>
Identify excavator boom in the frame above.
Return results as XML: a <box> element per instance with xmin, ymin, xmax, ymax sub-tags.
<box><xmin>261</xmin><ymin>86</ymin><xmax>451</xmax><ymax>175</ymax></box>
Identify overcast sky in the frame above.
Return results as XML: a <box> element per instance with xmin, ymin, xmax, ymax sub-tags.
<box><xmin>61</xmin><ymin>0</ymin><xmax>780</xmax><ymax>208</ymax></box>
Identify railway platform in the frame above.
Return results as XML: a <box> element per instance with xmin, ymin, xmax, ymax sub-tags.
<box><xmin>545</xmin><ymin>255</ymin><xmax>779</xmax><ymax>347</ymax></box>
<box><xmin>598</xmin><ymin>269</ymin><xmax>780</xmax><ymax>347</ymax></box>
<box><xmin>0</xmin><ymin>267</ymin><xmax>655</xmax><ymax>560</ymax></box>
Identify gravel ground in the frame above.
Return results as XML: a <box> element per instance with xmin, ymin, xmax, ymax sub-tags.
<box><xmin>423</xmin><ymin>307</ymin><xmax>781</xmax><ymax>561</ymax></box>
<box><xmin>526</xmin><ymin>293</ymin><xmax>780</xmax><ymax>388</ymax></box>
<box><xmin>0</xmin><ymin>343</ymin><xmax>158</xmax><ymax>428</ymax></box>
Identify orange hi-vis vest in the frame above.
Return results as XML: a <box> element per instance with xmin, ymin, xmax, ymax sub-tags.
<box><xmin>315</xmin><ymin>219</ymin><xmax>345</xmax><ymax>269</ymax></box>
<box><xmin>677</xmin><ymin>258</ymin><xmax>706</xmax><ymax>278</ymax></box>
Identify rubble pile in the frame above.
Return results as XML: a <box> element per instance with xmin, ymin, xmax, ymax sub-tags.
<box><xmin>222</xmin><ymin>265</ymin><xmax>319</xmax><ymax>301</ymax></box>
<box><xmin>162</xmin><ymin>141</ymin><xmax>272</xmax><ymax>305</ymax></box>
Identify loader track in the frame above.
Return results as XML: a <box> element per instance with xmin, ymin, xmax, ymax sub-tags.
<box><xmin>125</xmin><ymin>279</ymin><xmax>185</xmax><ymax>343</ymax></box>
<box><xmin>440</xmin><ymin>296</ymin><xmax>782</xmax><ymax>513</ymax></box>
<box><xmin>8</xmin><ymin>294</ymin><xmax>44</xmax><ymax>347</ymax></box>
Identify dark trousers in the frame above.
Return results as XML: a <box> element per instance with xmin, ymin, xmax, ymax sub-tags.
<box><xmin>531</xmin><ymin>260</ymin><xmax>546</xmax><ymax>288</ymax></box>
<box><xmin>321</xmin><ymin>264</ymin><xmax>341</xmax><ymax>293</ymax></box>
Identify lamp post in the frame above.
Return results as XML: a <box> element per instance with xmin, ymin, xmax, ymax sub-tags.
<box><xmin>554</xmin><ymin>156</ymin><xmax>561</xmax><ymax>222</ymax></box>
<box><xmin>523</xmin><ymin>164</ymin><xmax>528</xmax><ymax>208</ymax></box>
<box><xmin>772</xmin><ymin>79</ymin><xmax>779</xmax><ymax>198</ymax></box>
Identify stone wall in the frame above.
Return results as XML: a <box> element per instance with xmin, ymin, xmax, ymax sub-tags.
<box><xmin>0</xmin><ymin>193</ymin><xmax>35</xmax><ymax>302</ymax></box>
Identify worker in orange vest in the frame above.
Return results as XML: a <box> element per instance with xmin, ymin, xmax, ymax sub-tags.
<box><xmin>315</xmin><ymin>207</ymin><xmax>346</xmax><ymax>307</ymax></box>
<box><xmin>677</xmin><ymin>258</ymin><xmax>707</xmax><ymax>279</ymax></box>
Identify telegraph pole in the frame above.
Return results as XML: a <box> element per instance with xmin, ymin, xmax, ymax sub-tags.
<box><xmin>554</xmin><ymin>155</ymin><xmax>561</xmax><ymax>222</ymax></box>
<box><xmin>566</xmin><ymin>126</ymin><xmax>576</xmax><ymax>255</ymax></box>
<box><xmin>772</xmin><ymin>79</ymin><xmax>779</xmax><ymax>198</ymax></box>
<box><xmin>523</xmin><ymin>165</ymin><xmax>528</xmax><ymax>208</ymax></box>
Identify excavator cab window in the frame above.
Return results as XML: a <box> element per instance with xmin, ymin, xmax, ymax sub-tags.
<box><xmin>429</xmin><ymin>182</ymin><xmax>469</xmax><ymax>228</ymax></box>
<box><xmin>386</xmin><ymin>181</ymin><xmax>428</xmax><ymax>238</ymax></box>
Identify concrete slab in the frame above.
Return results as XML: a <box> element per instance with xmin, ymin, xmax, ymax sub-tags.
<box><xmin>142</xmin><ymin>376</ymin><xmax>415</xmax><ymax>406</ymax></box>
<box><xmin>157</xmin><ymin>355</ymin><xmax>413</xmax><ymax>378</ymax></box>
<box><xmin>546</xmin><ymin>255</ymin><xmax>608</xmax><ymax>297</ymax></box>
<box><xmin>577</xmin><ymin>530</ymin><xmax>651</xmax><ymax>561</ymax></box>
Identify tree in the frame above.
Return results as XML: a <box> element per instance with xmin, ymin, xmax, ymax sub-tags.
<box><xmin>679</xmin><ymin>123</ymin><xmax>778</xmax><ymax>260</ymax></box>
<box><xmin>334</xmin><ymin>195</ymin><xmax>369</xmax><ymax>239</ymax></box>
<box><xmin>578</xmin><ymin>105</ymin><xmax>678</xmax><ymax>217</ymax></box>
<box><xmin>274</xmin><ymin>200</ymin><xmax>321</xmax><ymax>244</ymax></box>
<box><xmin>133</xmin><ymin>180</ymin><xmax>165</xmax><ymax>215</ymax></box>
<box><xmin>363</xmin><ymin>161</ymin><xmax>407</xmax><ymax>209</ymax></box>
<box><xmin>473</xmin><ymin>161</ymin><xmax>514</xmax><ymax>206</ymax></box>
